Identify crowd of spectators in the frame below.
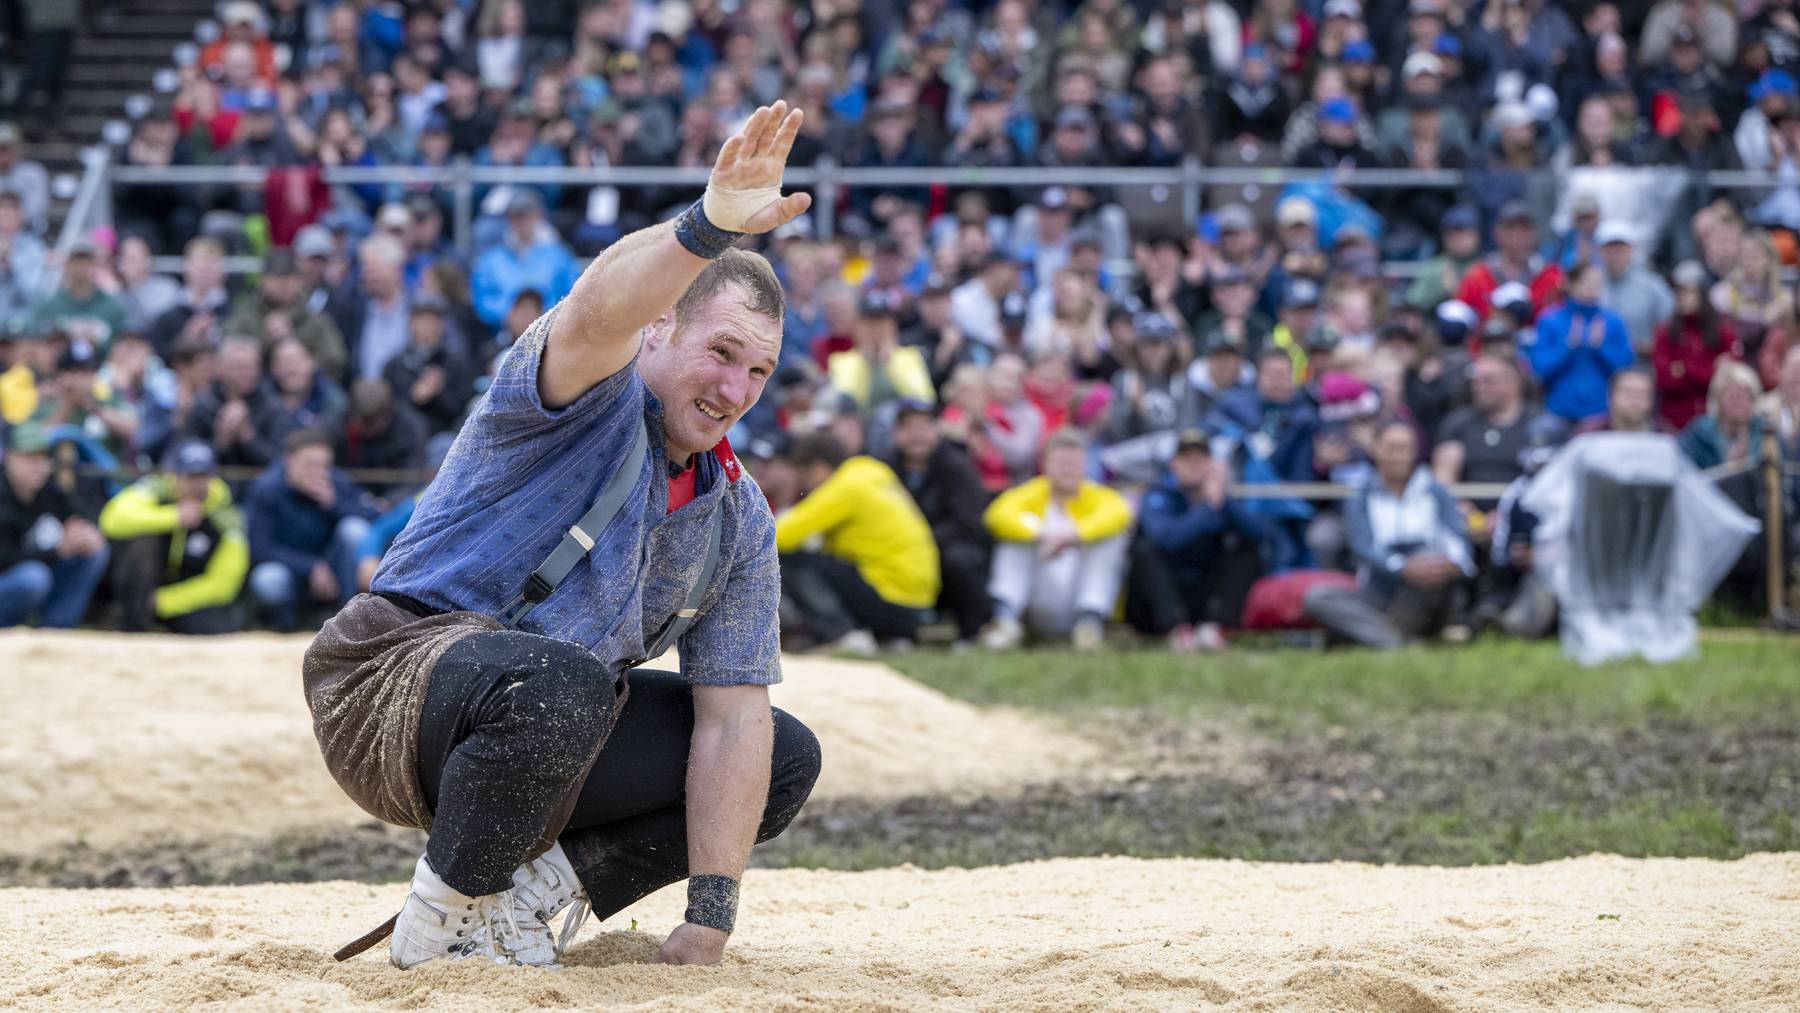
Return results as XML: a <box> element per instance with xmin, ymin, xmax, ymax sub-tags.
<box><xmin>3</xmin><ymin>0</ymin><xmax>1800</xmax><ymax>645</ymax></box>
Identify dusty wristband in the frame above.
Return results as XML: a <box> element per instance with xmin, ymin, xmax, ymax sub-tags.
<box><xmin>674</xmin><ymin>199</ymin><xmax>742</xmax><ymax>259</ymax></box>
<box><xmin>684</xmin><ymin>874</ymin><xmax>739</xmax><ymax>934</ymax></box>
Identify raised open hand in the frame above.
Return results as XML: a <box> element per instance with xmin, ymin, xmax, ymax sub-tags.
<box><xmin>706</xmin><ymin>100</ymin><xmax>812</xmax><ymax>235</ymax></box>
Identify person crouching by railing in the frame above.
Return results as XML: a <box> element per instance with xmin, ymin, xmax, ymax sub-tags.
<box><xmin>98</xmin><ymin>440</ymin><xmax>249</xmax><ymax>634</ymax></box>
<box><xmin>981</xmin><ymin>429</ymin><xmax>1133</xmax><ymax>651</ymax></box>
<box><xmin>1302</xmin><ymin>420</ymin><xmax>1476</xmax><ymax>649</ymax></box>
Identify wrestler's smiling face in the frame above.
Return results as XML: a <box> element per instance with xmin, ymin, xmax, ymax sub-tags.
<box><xmin>640</xmin><ymin>282</ymin><xmax>781</xmax><ymax>461</ymax></box>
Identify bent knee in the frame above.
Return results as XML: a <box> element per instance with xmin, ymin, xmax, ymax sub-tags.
<box><xmin>769</xmin><ymin>707</ymin><xmax>822</xmax><ymax>804</ymax></box>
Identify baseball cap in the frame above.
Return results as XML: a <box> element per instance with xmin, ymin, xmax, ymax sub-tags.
<box><xmin>294</xmin><ymin>224</ymin><xmax>334</xmax><ymax>259</ymax></box>
<box><xmin>1214</xmin><ymin>202</ymin><xmax>1255</xmax><ymax>232</ymax></box>
<box><xmin>1595</xmin><ymin>221</ymin><xmax>1633</xmax><ymax>246</ymax></box>
<box><xmin>0</xmin><ymin>122</ymin><xmax>20</xmax><ymax>146</ymax></box>
<box><xmin>411</xmin><ymin>295</ymin><xmax>449</xmax><ymax>317</ymax></box>
<box><xmin>1283</xmin><ymin>276</ymin><xmax>1322</xmax><ymax>308</ymax></box>
<box><xmin>1000</xmin><ymin>291</ymin><xmax>1029</xmax><ymax>326</ymax></box>
<box><xmin>1039</xmin><ymin>186</ymin><xmax>1071</xmax><ymax>210</ymax></box>
<box><xmin>1402</xmin><ymin>52</ymin><xmax>1443</xmax><ymax>79</ymax></box>
<box><xmin>1435</xmin><ymin>299</ymin><xmax>1478</xmax><ymax>344</ymax></box>
<box><xmin>1496</xmin><ymin>199</ymin><xmax>1534</xmax><ymax>225</ymax></box>
<box><xmin>1343</xmin><ymin>39</ymin><xmax>1375</xmax><ymax>63</ymax></box>
<box><xmin>772</xmin><ymin>213</ymin><xmax>814</xmax><ymax>240</ymax></box>
<box><xmin>1054</xmin><ymin>104</ymin><xmax>1095</xmax><ymax>131</ymax></box>
<box><xmin>1134</xmin><ymin>311</ymin><xmax>1178</xmax><ymax>342</ymax></box>
<box><xmin>506</xmin><ymin>189</ymin><xmax>543</xmax><ymax>215</ymax></box>
<box><xmin>421</xmin><ymin>112</ymin><xmax>450</xmax><ymax>134</ymax></box>
<box><xmin>1571</xmin><ymin>193</ymin><xmax>1601</xmax><ymax>217</ymax></box>
<box><xmin>6</xmin><ymin>422</ymin><xmax>50</xmax><ymax>453</ymax></box>
<box><xmin>1493</xmin><ymin>101</ymin><xmax>1533</xmax><ymax>130</ymax></box>
<box><xmin>894</xmin><ymin>397</ymin><xmax>937</xmax><ymax>422</ymax></box>
<box><xmin>377</xmin><ymin>202</ymin><xmax>412</xmax><ymax>229</ymax></box>
<box><xmin>243</xmin><ymin>89</ymin><xmax>277</xmax><ymax>113</ymax></box>
<box><xmin>1491</xmin><ymin>282</ymin><xmax>1533</xmax><ymax>318</ymax></box>
<box><xmin>1322</xmin><ymin>0</ymin><xmax>1362</xmax><ymax>19</ymax></box>
<box><xmin>1319</xmin><ymin>97</ymin><xmax>1358</xmax><ymax>125</ymax></box>
<box><xmin>1201</xmin><ymin>330</ymin><xmax>1247</xmax><ymax>356</ymax></box>
<box><xmin>58</xmin><ymin>339</ymin><xmax>100</xmax><ymax>373</ymax></box>
<box><xmin>1672</xmin><ymin>260</ymin><xmax>1709</xmax><ymax>288</ymax></box>
<box><xmin>67</xmin><ymin>238</ymin><xmax>99</xmax><ymax>260</ymax></box>
<box><xmin>1441</xmin><ymin>205</ymin><xmax>1478</xmax><ymax>231</ymax></box>
<box><xmin>1751</xmin><ymin>68</ymin><xmax>1799</xmax><ymax>101</ymax></box>
<box><xmin>169</xmin><ymin>439</ymin><xmax>218</xmax><ymax>476</ymax></box>
<box><xmin>1276</xmin><ymin>196</ymin><xmax>1318</xmax><ymax>228</ymax></box>
<box><xmin>857</xmin><ymin>288</ymin><xmax>899</xmax><ymax>318</ymax></box>
<box><xmin>1432</xmin><ymin>33</ymin><xmax>1463</xmax><ymax>58</ymax></box>
<box><xmin>1174</xmin><ymin>427</ymin><xmax>1210</xmax><ymax>453</ymax></box>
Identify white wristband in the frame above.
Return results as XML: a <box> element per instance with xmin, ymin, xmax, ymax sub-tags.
<box><xmin>703</xmin><ymin>183</ymin><xmax>783</xmax><ymax>233</ymax></box>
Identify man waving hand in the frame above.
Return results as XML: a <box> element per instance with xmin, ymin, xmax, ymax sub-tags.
<box><xmin>303</xmin><ymin>102</ymin><xmax>820</xmax><ymax>970</ymax></box>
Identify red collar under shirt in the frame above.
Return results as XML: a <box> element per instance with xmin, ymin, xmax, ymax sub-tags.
<box><xmin>668</xmin><ymin>436</ymin><xmax>742</xmax><ymax>512</ymax></box>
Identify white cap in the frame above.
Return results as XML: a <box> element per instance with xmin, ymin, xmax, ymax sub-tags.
<box><xmin>1402</xmin><ymin>52</ymin><xmax>1443</xmax><ymax>79</ymax></box>
<box><xmin>1276</xmin><ymin>196</ymin><xmax>1318</xmax><ymax>227</ymax></box>
<box><xmin>1493</xmin><ymin>101</ymin><xmax>1533</xmax><ymax>131</ymax></box>
<box><xmin>1595</xmin><ymin>221</ymin><xmax>1634</xmax><ymax>246</ymax></box>
<box><xmin>1323</xmin><ymin>0</ymin><xmax>1363</xmax><ymax>18</ymax></box>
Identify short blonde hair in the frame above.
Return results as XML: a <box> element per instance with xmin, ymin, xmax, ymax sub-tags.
<box><xmin>1707</xmin><ymin>359</ymin><xmax>1763</xmax><ymax>417</ymax></box>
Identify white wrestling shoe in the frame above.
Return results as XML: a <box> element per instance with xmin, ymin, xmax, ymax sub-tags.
<box><xmin>509</xmin><ymin>842</ymin><xmax>591</xmax><ymax>956</ymax></box>
<box><xmin>389</xmin><ymin>855</ymin><xmax>559</xmax><ymax>969</ymax></box>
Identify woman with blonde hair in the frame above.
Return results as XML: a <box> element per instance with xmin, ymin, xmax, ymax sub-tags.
<box><xmin>1710</xmin><ymin>228</ymin><xmax>1793</xmax><ymax>388</ymax></box>
<box><xmin>1678</xmin><ymin>360</ymin><xmax>1768</xmax><ymax>470</ymax></box>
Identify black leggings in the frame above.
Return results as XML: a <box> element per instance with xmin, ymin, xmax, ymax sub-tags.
<box><xmin>417</xmin><ymin>630</ymin><xmax>821</xmax><ymax>917</ymax></box>
<box><xmin>779</xmin><ymin>552</ymin><xmax>923</xmax><ymax>642</ymax></box>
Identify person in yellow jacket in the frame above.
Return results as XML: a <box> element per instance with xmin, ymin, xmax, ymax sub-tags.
<box><xmin>981</xmin><ymin>429</ymin><xmax>1132</xmax><ymax>650</ymax></box>
<box><xmin>825</xmin><ymin>289</ymin><xmax>935</xmax><ymax>413</ymax></box>
<box><xmin>773</xmin><ymin>430</ymin><xmax>939</xmax><ymax>654</ymax></box>
<box><xmin>98</xmin><ymin>440</ymin><xmax>249</xmax><ymax>634</ymax></box>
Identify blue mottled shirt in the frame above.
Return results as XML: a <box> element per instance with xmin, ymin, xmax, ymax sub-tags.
<box><xmin>373</xmin><ymin>305</ymin><xmax>782</xmax><ymax>687</ymax></box>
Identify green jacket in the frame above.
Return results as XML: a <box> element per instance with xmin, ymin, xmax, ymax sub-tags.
<box><xmin>99</xmin><ymin>475</ymin><xmax>250</xmax><ymax>619</ymax></box>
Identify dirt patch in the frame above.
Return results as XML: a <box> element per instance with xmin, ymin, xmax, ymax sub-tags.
<box><xmin>0</xmin><ymin>632</ymin><xmax>1092</xmax><ymax>863</ymax></box>
<box><xmin>5</xmin><ymin>854</ymin><xmax>1796</xmax><ymax>1010</ymax></box>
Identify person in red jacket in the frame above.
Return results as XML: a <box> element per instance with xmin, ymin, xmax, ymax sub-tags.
<box><xmin>1652</xmin><ymin>261</ymin><xmax>1744</xmax><ymax>431</ymax></box>
<box><xmin>1456</xmin><ymin>200</ymin><xmax>1564</xmax><ymax>324</ymax></box>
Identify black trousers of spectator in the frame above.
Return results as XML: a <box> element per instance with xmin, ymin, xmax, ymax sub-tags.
<box><xmin>19</xmin><ymin>27</ymin><xmax>71</xmax><ymax>107</ymax></box>
<box><xmin>779</xmin><ymin>552</ymin><xmax>924</xmax><ymax>643</ymax></box>
<box><xmin>1303</xmin><ymin>580</ymin><xmax>1469</xmax><ymax>650</ymax></box>
<box><xmin>417</xmin><ymin>630</ymin><xmax>821</xmax><ymax>908</ymax></box>
<box><xmin>1124</xmin><ymin>534</ymin><xmax>1264</xmax><ymax>634</ymax></box>
<box><xmin>112</xmin><ymin>536</ymin><xmax>242</xmax><ymax>635</ymax></box>
<box><xmin>936</xmin><ymin>538</ymin><xmax>992</xmax><ymax>640</ymax></box>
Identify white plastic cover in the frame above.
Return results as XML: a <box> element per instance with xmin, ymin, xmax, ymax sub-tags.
<box><xmin>1520</xmin><ymin>433</ymin><xmax>1760</xmax><ymax>665</ymax></box>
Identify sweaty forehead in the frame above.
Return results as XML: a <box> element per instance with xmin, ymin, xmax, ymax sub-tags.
<box><xmin>682</xmin><ymin>292</ymin><xmax>782</xmax><ymax>365</ymax></box>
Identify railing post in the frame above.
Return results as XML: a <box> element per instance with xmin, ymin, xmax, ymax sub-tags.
<box><xmin>815</xmin><ymin>156</ymin><xmax>837</xmax><ymax>242</ymax></box>
<box><xmin>451</xmin><ymin>157</ymin><xmax>474</xmax><ymax>257</ymax></box>
<box><xmin>1181</xmin><ymin>154</ymin><xmax>1202</xmax><ymax>226</ymax></box>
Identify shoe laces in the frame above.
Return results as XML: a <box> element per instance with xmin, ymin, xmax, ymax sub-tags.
<box><xmin>555</xmin><ymin>899</ymin><xmax>591</xmax><ymax>954</ymax></box>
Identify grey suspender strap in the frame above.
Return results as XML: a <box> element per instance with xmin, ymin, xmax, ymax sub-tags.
<box><xmin>644</xmin><ymin>506</ymin><xmax>724</xmax><ymax>659</ymax></box>
<box><xmin>497</xmin><ymin>420</ymin><xmax>650</xmax><ymax>628</ymax></box>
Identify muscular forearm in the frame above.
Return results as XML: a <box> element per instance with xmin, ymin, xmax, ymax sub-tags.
<box><xmin>684</xmin><ymin>699</ymin><xmax>773</xmax><ymax>882</ymax></box>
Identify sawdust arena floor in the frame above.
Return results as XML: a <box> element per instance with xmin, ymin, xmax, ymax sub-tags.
<box><xmin>4</xmin><ymin>853</ymin><xmax>1796</xmax><ymax>1010</ymax></box>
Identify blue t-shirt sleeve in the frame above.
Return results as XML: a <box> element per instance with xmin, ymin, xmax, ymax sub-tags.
<box><xmin>679</xmin><ymin>487</ymin><xmax>783</xmax><ymax>687</ymax></box>
<box><xmin>478</xmin><ymin>304</ymin><xmax>641</xmax><ymax>441</ymax></box>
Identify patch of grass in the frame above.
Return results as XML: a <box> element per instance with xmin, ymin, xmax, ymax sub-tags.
<box><xmin>884</xmin><ymin>637</ymin><xmax>1800</xmax><ymax>730</ymax></box>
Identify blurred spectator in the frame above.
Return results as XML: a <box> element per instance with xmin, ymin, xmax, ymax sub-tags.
<box><xmin>1575</xmin><ymin>367</ymin><xmax>1667</xmax><ymax>435</ymax></box>
<box><xmin>1761</xmin><ymin>346</ymin><xmax>1800</xmax><ymax>450</ymax></box>
<box><xmin>1457</xmin><ymin>200</ymin><xmax>1564</xmax><ymax>324</ymax></box>
<box><xmin>827</xmin><ymin>289</ymin><xmax>934</xmax><ymax>414</ymax></box>
<box><xmin>1185</xmin><ymin>331</ymin><xmax>1254</xmax><ymax>422</ymax></box>
<box><xmin>245</xmin><ymin>428</ymin><xmax>377</xmax><ymax>631</ymax></box>
<box><xmin>1654</xmin><ymin>260</ymin><xmax>1743</xmax><ymax>431</ymax></box>
<box><xmin>1128</xmin><ymin>429</ymin><xmax>1272</xmax><ymax>651</ymax></box>
<box><xmin>99</xmin><ymin>440</ymin><xmax>248</xmax><ymax>634</ymax></box>
<box><xmin>114</xmin><ymin>236</ymin><xmax>181</xmax><ymax>335</ymax></box>
<box><xmin>383</xmin><ymin>298</ymin><xmax>476</xmax><ymax>435</ymax></box>
<box><xmin>148</xmin><ymin>238</ymin><xmax>231</xmax><ymax>358</ymax></box>
<box><xmin>1209</xmin><ymin>346</ymin><xmax>1320</xmax><ymax>570</ymax></box>
<box><xmin>982</xmin><ymin>430</ymin><xmax>1132</xmax><ymax>650</ymax></box>
<box><xmin>1680</xmin><ymin>361</ymin><xmax>1769</xmax><ymax>470</ymax></box>
<box><xmin>1106</xmin><ymin>312</ymin><xmax>1186</xmax><ymax>442</ymax></box>
<box><xmin>33</xmin><ymin>242</ymin><xmax>127</xmax><ymax>354</ymax></box>
<box><xmin>0</xmin><ymin>124</ymin><xmax>48</xmax><ymax>235</ymax></box>
<box><xmin>226</xmin><ymin>250</ymin><xmax>350</xmax><ymax>384</ymax></box>
<box><xmin>267</xmin><ymin>337</ymin><xmax>349</xmax><ymax>443</ymax></box>
<box><xmin>0</xmin><ymin>192</ymin><xmax>47</xmax><ymax>328</ymax></box>
<box><xmin>1432</xmin><ymin>352</ymin><xmax>1541</xmax><ymax>505</ymax></box>
<box><xmin>1595</xmin><ymin>223</ymin><xmax>1674</xmax><ymax>354</ymax></box>
<box><xmin>472</xmin><ymin>190</ymin><xmax>580</xmax><ymax>328</ymax></box>
<box><xmin>0</xmin><ymin>424</ymin><xmax>109</xmax><ymax>628</ymax></box>
<box><xmin>138</xmin><ymin>339</ymin><xmax>214</xmax><ymax>465</ymax></box>
<box><xmin>203</xmin><ymin>3</ymin><xmax>279</xmax><ymax>85</ymax></box>
<box><xmin>774</xmin><ymin>432</ymin><xmax>940</xmax><ymax>654</ymax></box>
<box><xmin>336</xmin><ymin>378</ymin><xmax>430</xmax><ymax>502</ymax></box>
<box><xmin>31</xmin><ymin>339</ymin><xmax>138</xmax><ymax>462</ymax></box>
<box><xmin>186</xmin><ymin>335</ymin><xmax>281</xmax><ymax>471</ymax></box>
<box><xmin>1711</xmin><ymin>228</ymin><xmax>1795</xmax><ymax>389</ymax></box>
<box><xmin>950</xmin><ymin>253</ymin><xmax>1022</xmax><ymax>351</ymax></box>
<box><xmin>883</xmin><ymin>400</ymin><xmax>993</xmax><ymax>646</ymax></box>
<box><xmin>1405</xmin><ymin>205</ymin><xmax>1482</xmax><ymax>311</ymax></box>
<box><xmin>1528</xmin><ymin>261</ymin><xmax>1635</xmax><ymax>423</ymax></box>
<box><xmin>333</xmin><ymin>234</ymin><xmax>412</xmax><ymax>382</ymax></box>
<box><xmin>1303</xmin><ymin>420</ymin><xmax>1474</xmax><ymax>649</ymax></box>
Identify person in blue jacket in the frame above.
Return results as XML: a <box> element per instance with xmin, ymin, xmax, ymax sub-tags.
<box><xmin>471</xmin><ymin>190</ymin><xmax>581</xmax><ymax>327</ymax></box>
<box><xmin>244</xmin><ymin>427</ymin><xmax>378</xmax><ymax>630</ymax></box>
<box><xmin>1126</xmin><ymin>430</ymin><xmax>1274</xmax><ymax>651</ymax></box>
<box><xmin>1526</xmin><ymin>261</ymin><xmax>1635</xmax><ymax>424</ymax></box>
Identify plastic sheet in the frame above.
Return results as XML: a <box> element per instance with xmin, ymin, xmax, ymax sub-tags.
<box><xmin>1520</xmin><ymin>433</ymin><xmax>1760</xmax><ymax>665</ymax></box>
